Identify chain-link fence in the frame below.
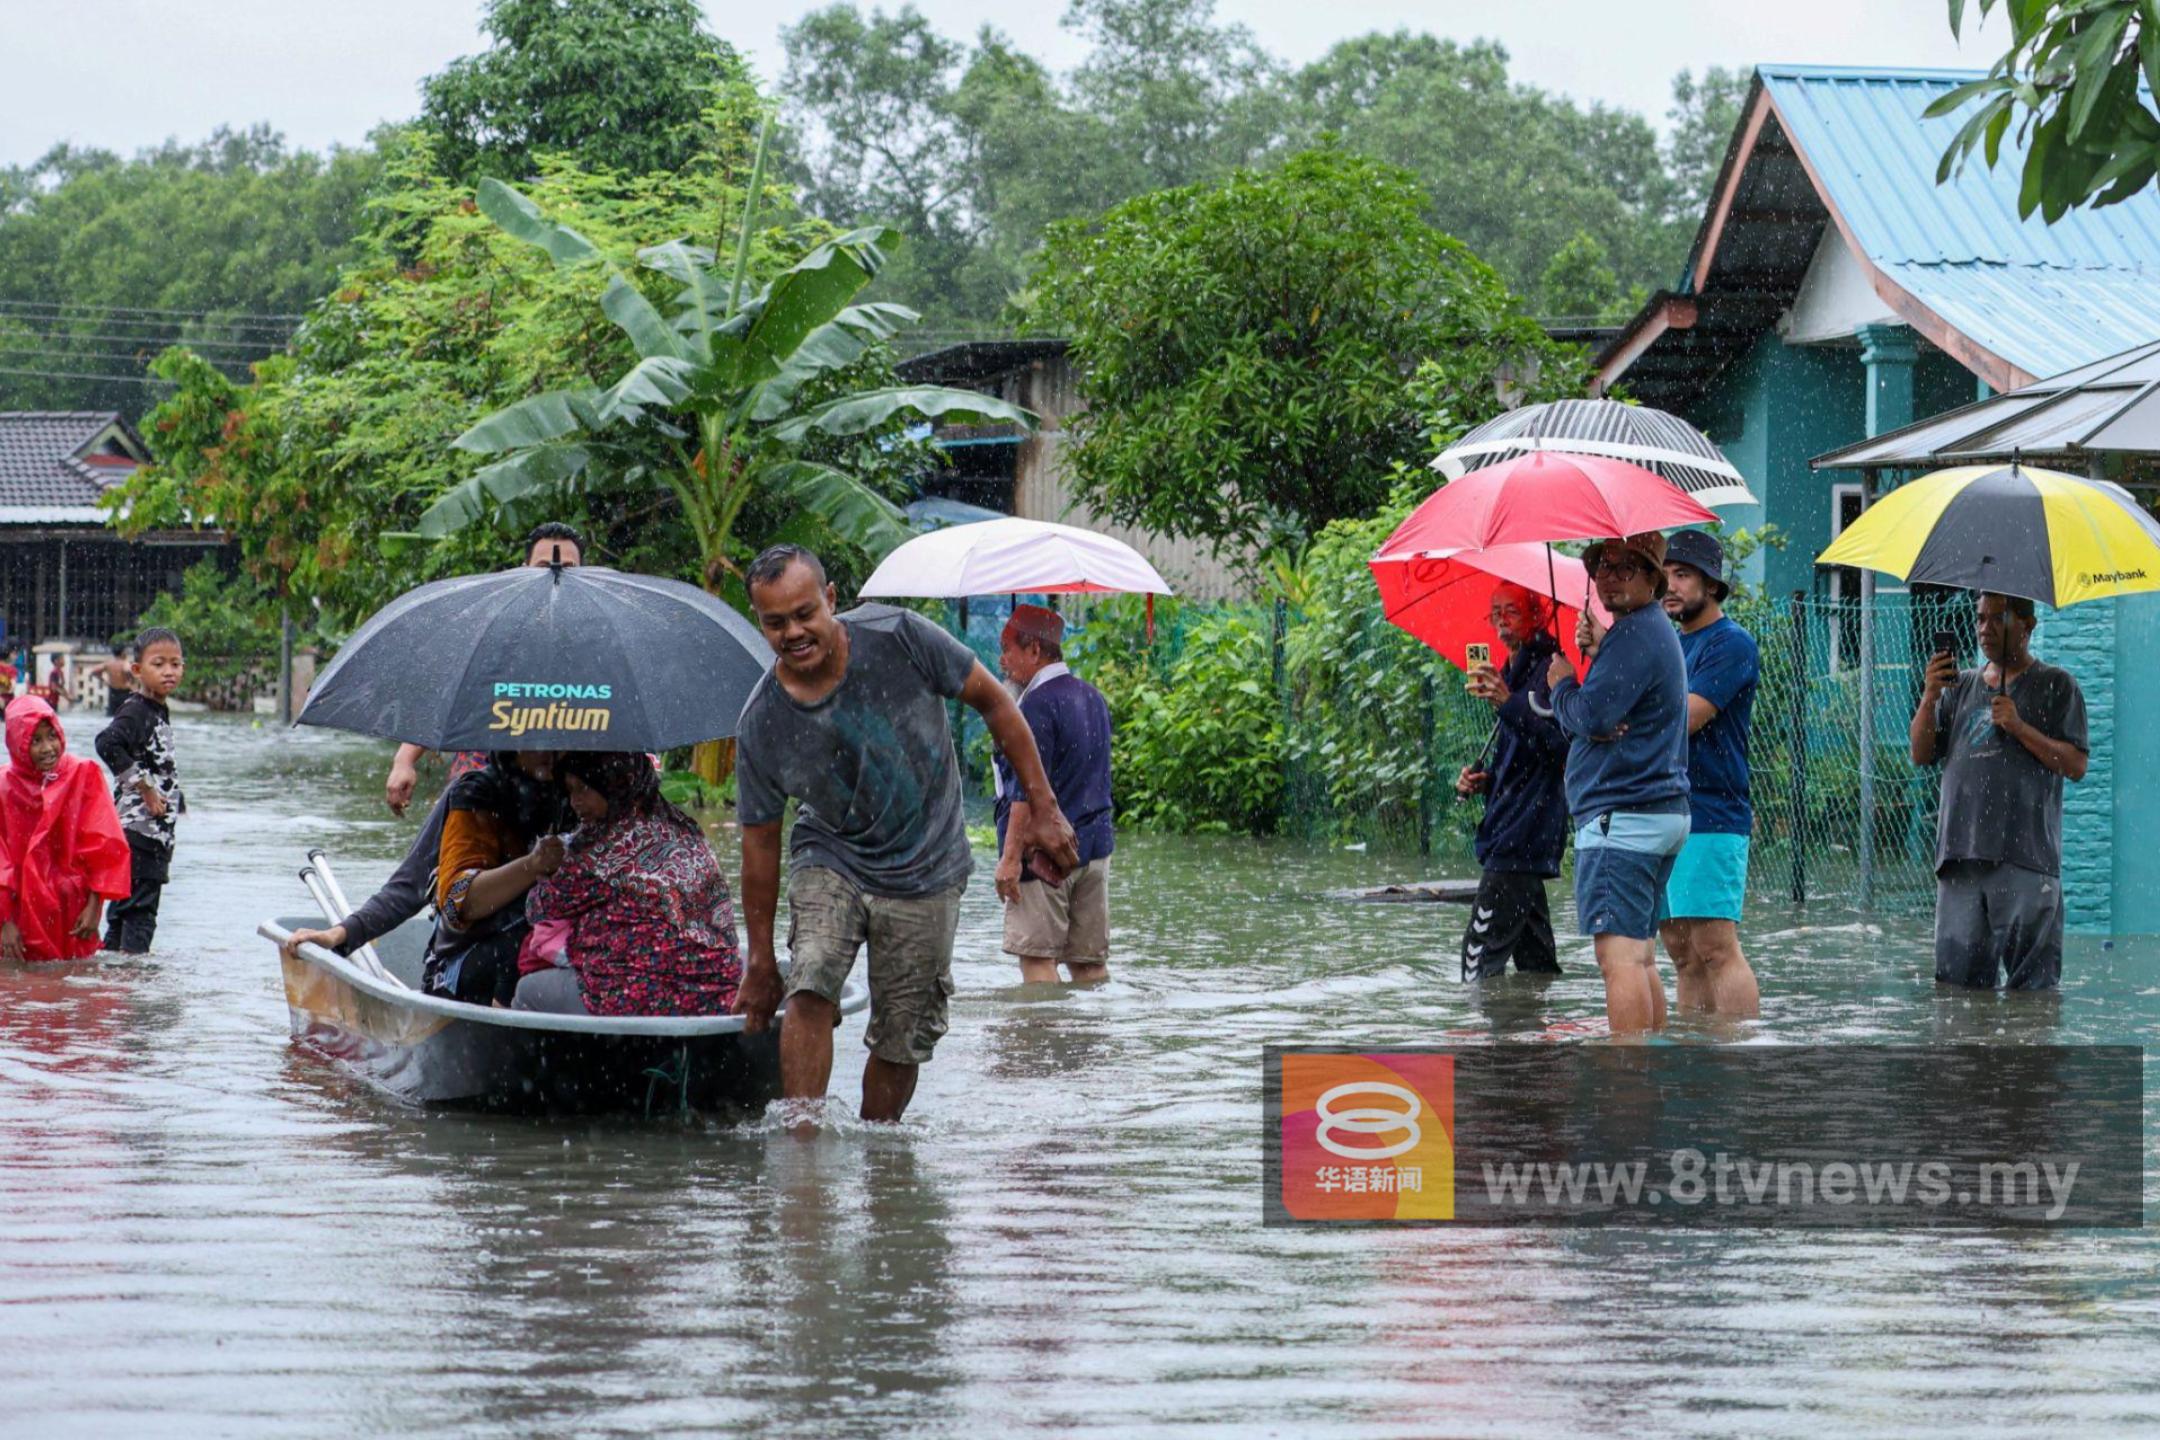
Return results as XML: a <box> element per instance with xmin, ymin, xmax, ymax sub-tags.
<box><xmin>946</xmin><ymin>590</ymin><xmax>1954</xmax><ymax>913</ymax></box>
<box><xmin>1739</xmin><ymin>592</ymin><xmax>1964</xmax><ymax>913</ymax></box>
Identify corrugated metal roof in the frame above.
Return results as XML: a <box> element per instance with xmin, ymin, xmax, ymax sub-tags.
<box><xmin>1813</xmin><ymin>337</ymin><xmax>2160</xmax><ymax>467</ymax></box>
<box><xmin>1761</xmin><ymin>66</ymin><xmax>2160</xmax><ymax>377</ymax></box>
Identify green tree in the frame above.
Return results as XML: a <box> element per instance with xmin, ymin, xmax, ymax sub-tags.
<box><xmin>1283</xmin><ymin>34</ymin><xmax>1683</xmax><ymax>313</ymax></box>
<box><xmin>0</xmin><ymin>126</ymin><xmax>380</xmax><ymax>411</ymax></box>
<box><xmin>781</xmin><ymin>0</ymin><xmax>1286</xmax><ymax>329</ymax></box>
<box><xmin>421</xmin><ymin>0</ymin><xmax>752</xmax><ymax>184</ymax></box>
<box><xmin>1062</xmin><ymin>0</ymin><xmax>1281</xmax><ymax>189</ymax></box>
<box><xmin>1931</xmin><ymin>0</ymin><xmax>2160</xmax><ymax>218</ymax></box>
<box><xmin>1665</xmin><ymin>66</ymin><xmax>1749</xmax><ymax>219</ymax></box>
<box><xmin>417</xmin><ymin>160</ymin><xmax>1035</xmax><ymax>597</ymax></box>
<box><xmin>1539</xmin><ymin>229</ymin><xmax>1642</xmax><ymax>322</ymax></box>
<box><xmin>1026</xmin><ymin>147</ymin><xmax>1591</xmax><ymax>555</ymax></box>
<box><xmin>779</xmin><ymin>4</ymin><xmax>986</xmax><ymax>321</ymax></box>
<box><xmin>111</xmin><ymin>119</ymin><xmax>953</xmax><ymax>633</ymax></box>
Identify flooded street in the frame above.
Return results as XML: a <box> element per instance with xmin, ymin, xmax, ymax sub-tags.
<box><xmin>3</xmin><ymin>715</ymin><xmax>2157</xmax><ymax>1437</ymax></box>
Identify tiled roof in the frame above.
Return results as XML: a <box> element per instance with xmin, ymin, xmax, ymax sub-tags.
<box><xmin>0</xmin><ymin>411</ymin><xmax>143</xmax><ymax>511</ymax></box>
<box><xmin>1760</xmin><ymin>66</ymin><xmax>2160</xmax><ymax>381</ymax></box>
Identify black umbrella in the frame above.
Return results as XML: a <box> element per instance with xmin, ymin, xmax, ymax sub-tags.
<box><xmin>298</xmin><ymin>565</ymin><xmax>771</xmax><ymax>751</ymax></box>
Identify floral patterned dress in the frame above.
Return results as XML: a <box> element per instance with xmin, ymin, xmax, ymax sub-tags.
<box><xmin>525</xmin><ymin>808</ymin><xmax>741</xmax><ymax>1017</ymax></box>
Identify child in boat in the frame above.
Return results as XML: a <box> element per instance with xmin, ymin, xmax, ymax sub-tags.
<box><xmin>95</xmin><ymin>627</ymin><xmax>187</xmax><ymax>954</ymax></box>
<box><xmin>513</xmin><ymin>751</ymin><xmax>741</xmax><ymax>1017</ymax></box>
<box><xmin>0</xmin><ymin>697</ymin><xmax>133</xmax><ymax>962</ymax></box>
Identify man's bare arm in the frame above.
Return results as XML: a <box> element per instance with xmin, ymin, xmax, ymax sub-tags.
<box><xmin>996</xmin><ymin>799</ymin><xmax>1030</xmax><ymax>904</ymax></box>
<box><xmin>1686</xmin><ymin>694</ymin><xmax>1719</xmax><ymax>736</ymax></box>
<box><xmin>958</xmin><ymin>662</ymin><xmax>1079</xmax><ymax>870</ymax></box>
<box><xmin>734</xmin><ymin>822</ymin><xmax>785</xmax><ymax>1030</ymax></box>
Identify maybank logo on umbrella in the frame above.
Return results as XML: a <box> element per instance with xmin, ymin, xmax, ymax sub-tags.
<box><xmin>488</xmin><ymin>681</ymin><xmax>614</xmax><ymax>737</ymax></box>
<box><xmin>1277</xmin><ymin>1052</ymin><xmax>1454</xmax><ymax>1220</ymax></box>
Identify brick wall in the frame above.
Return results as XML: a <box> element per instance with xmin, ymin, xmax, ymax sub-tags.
<box><xmin>2038</xmin><ymin>603</ymin><xmax>2115</xmax><ymax>932</ymax></box>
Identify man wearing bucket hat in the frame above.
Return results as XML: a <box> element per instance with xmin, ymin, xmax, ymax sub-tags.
<box><xmin>1657</xmin><ymin>529</ymin><xmax>1761</xmax><ymax>1019</ymax></box>
<box><xmin>993</xmin><ymin>604</ymin><xmax>1116</xmax><ymax>984</ymax></box>
<box><xmin>1546</xmin><ymin>532</ymin><xmax>1691</xmax><ymax>1035</ymax></box>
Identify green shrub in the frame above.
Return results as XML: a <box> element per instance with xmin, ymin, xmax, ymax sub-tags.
<box><xmin>1278</xmin><ymin>497</ymin><xmax>1479</xmax><ymax>848</ymax></box>
<box><xmin>660</xmin><ymin>767</ymin><xmax>734</xmax><ymax>811</ymax></box>
<box><xmin>130</xmin><ymin>559</ymin><xmax>295</xmax><ymax>694</ymax></box>
<box><xmin>1076</xmin><ymin>605</ymin><xmax>1283</xmax><ymax>836</ymax></box>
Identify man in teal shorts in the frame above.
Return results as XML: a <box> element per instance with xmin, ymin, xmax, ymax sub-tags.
<box><xmin>1658</xmin><ymin>530</ymin><xmax>1761</xmax><ymax>1018</ymax></box>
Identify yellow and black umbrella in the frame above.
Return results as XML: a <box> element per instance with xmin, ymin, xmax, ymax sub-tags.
<box><xmin>1815</xmin><ymin>463</ymin><xmax>2160</xmax><ymax>607</ymax></box>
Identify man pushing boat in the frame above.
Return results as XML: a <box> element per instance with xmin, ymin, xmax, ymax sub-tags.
<box><xmin>732</xmin><ymin>545</ymin><xmax>1080</xmax><ymax>1126</ymax></box>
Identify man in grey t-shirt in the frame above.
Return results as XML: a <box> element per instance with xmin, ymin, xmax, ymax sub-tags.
<box><xmin>733</xmin><ymin>545</ymin><xmax>1079</xmax><ymax>1125</ymax></box>
<box><xmin>1910</xmin><ymin>591</ymin><xmax>2088</xmax><ymax>990</ymax></box>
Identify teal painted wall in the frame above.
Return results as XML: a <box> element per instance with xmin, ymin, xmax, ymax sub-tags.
<box><xmin>1692</xmin><ymin>342</ymin><xmax>1768</xmax><ymax>582</ymax></box>
<box><xmin>2110</xmin><ymin>595</ymin><xmax>2160</xmax><ymax>932</ymax></box>
<box><xmin>1692</xmin><ymin>336</ymin><xmax>1866</xmax><ymax>599</ymax></box>
<box><xmin>1915</xmin><ymin>349</ymin><xmax>1976</xmax><ymax>421</ymax></box>
<box><xmin>2037</xmin><ymin>601</ymin><xmax>2116</xmax><ymax>931</ymax></box>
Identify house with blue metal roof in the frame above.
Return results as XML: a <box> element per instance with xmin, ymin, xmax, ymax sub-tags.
<box><xmin>1603</xmin><ymin>64</ymin><xmax>2160</xmax><ymax>593</ymax></box>
<box><xmin>1598</xmin><ymin>63</ymin><xmax>2160</xmax><ymax>934</ymax></box>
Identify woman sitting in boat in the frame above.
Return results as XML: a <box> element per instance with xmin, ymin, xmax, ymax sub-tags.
<box><xmin>427</xmin><ymin>750</ymin><xmax>568</xmax><ymax>1005</ymax></box>
<box><xmin>511</xmin><ymin>750</ymin><xmax>742</xmax><ymax>1017</ymax></box>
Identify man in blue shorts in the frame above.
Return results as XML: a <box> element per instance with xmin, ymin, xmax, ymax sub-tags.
<box><xmin>1548</xmin><ymin>532</ymin><xmax>1691</xmax><ymax>1035</ymax></box>
<box><xmin>1657</xmin><ymin>530</ymin><xmax>1762</xmax><ymax>1018</ymax></box>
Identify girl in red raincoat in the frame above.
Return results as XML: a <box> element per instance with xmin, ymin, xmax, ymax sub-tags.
<box><xmin>0</xmin><ymin>696</ymin><xmax>133</xmax><ymax>962</ymax></box>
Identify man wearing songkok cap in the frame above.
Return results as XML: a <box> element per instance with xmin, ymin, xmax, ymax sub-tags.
<box><xmin>993</xmin><ymin>603</ymin><xmax>1116</xmax><ymax>983</ymax></box>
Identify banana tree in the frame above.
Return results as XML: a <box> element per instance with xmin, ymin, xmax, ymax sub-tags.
<box><xmin>418</xmin><ymin>177</ymin><xmax>1034</xmax><ymax>590</ymax></box>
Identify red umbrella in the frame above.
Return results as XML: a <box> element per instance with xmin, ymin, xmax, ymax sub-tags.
<box><xmin>1369</xmin><ymin>542</ymin><xmax>1611</xmax><ymax>671</ymax></box>
<box><xmin>1389</xmin><ymin>450</ymin><xmax>1719</xmax><ymax>553</ymax></box>
<box><xmin>1381</xmin><ymin>449</ymin><xmax>1720</xmax><ymax>636</ymax></box>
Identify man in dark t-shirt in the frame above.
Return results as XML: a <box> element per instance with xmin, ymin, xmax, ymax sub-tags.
<box><xmin>733</xmin><ymin>546</ymin><xmax>1079</xmax><ymax>1125</ymax></box>
<box><xmin>1656</xmin><ymin>530</ymin><xmax>1762</xmax><ymax>1019</ymax></box>
<box><xmin>1910</xmin><ymin>591</ymin><xmax>2088</xmax><ymax>990</ymax></box>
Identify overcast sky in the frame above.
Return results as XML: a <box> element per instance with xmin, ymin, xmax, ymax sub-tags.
<box><xmin>1</xmin><ymin>0</ymin><xmax>2008</xmax><ymax>167</ymax></box>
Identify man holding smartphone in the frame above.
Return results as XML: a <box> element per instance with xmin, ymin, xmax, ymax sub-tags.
<box><xmin>1456</xmin><ymin>582</ymin><xmax>1569</xmax><ymax>980</ymax></box>
<box><xmin>1910</xmin><ymin>592</ymin><xmax>2087</xmax><ymax>990</ymax></box>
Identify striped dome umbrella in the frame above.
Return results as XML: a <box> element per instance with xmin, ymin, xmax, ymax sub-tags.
<box><xmin>1435</xmin><ymin>398</ymin><xmax>1757</xmax><ymax>509</ymax></box>
<box><xmin>1815</xmin><ymin>464</ymin><xmax>2160</xmax><ymax>608</ymax></box>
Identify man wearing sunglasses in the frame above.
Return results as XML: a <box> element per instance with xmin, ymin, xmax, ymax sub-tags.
<box><xmin>1545</xmin><ymin>533</ymin><xmax>1692</xmax><ymax>1035</ymax></box>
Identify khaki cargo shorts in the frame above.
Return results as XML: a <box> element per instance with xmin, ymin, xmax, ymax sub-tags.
<box><xmin>785</xmin><ymin>866</ymin><xmax>962</xmax><ymax>1066</ymax></box>
<box><xmin>1002</xmin><ymin>858</ymin><xmax>1110</xmax><ymax>962</ymax></box>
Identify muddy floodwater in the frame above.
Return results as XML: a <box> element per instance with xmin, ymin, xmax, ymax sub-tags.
<box><xmin>3</xmin><ymin>716</ymin><xmax>2157</xmax><ymax>1437</ymax></box>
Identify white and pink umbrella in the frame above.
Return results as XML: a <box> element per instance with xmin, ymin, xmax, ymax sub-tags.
<box><xmin>859</xmin><ymin>516</ymin><xmax>1174</xmax><ymax>608</ymax></box>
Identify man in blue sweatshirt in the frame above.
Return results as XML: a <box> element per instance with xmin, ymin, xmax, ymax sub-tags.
<box><xmin>1545</xmin><ymin>532</ymin><xmax>1691</xmax><ymax>1035</ymax></box>
<box><xmin>1455</xmin><ymin>582</ymin><xmax>1569</xmax><ymax>980</ymax></box>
